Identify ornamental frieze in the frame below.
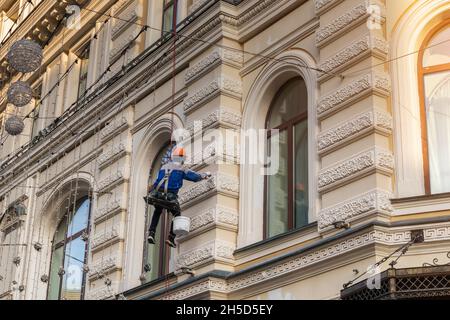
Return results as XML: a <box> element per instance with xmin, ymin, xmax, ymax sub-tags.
<box><xmin>183</xmin><ymin>78</ymin><xmax>242</xmax><ymax>114</ymax></box>
<box><xmin>317</xmin><ymin>72</ymin><xmax>391</xmax><ymax>119</ymax></box>
<box><xmin>318</xmin><ymin>147</ymin><xmax>394</xmax><ymax>192</ymax></box>
<box><xmin>318</xmin><ymin>189</ymin><xmax>393</xmax><ymax>229</ymax></box>
<box><xmin>316</xmin><ymin>1</ymin><xmax>385</xmax><ymax>47</ymax></box>
<box><xmin>319</xmin><ymin>35</ymin><xmax>388</xmax><ymax>80</ymax></box>
<box><xmin>318</xmin><ymin>110</ymin><xmax>392</xmax><ymax>154</ymax></box>
<box><xmin>176</xmin><ymin>240</ymin><xmax>235</xmax><ymax>269</ymax></box>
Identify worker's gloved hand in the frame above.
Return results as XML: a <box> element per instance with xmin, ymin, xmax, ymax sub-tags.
<box><xmin>201</xmin><ymin>172</ymin><xmax>212</xmax><ymax>179</ymax></box>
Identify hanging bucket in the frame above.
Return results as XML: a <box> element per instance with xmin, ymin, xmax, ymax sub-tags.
<box><xmin>173</xmin><ymin>216</ymin><xmax>190</xmax><ymax>236</ymax></box>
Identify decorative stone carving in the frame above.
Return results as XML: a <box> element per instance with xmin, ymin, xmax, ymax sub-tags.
<box><xmin>185</xmin><ymin>49</ymin><xmax>244</xmax><ymax>84</ymax></box>
<box><xmin>176</xmin><ymin>241</ymin><xmax>235</xmax><ymax>269</ymax></box>
<box><xmin>318</xmin><ymin>147</ymin><xmax>394</xmax><ymax>192</ymax></box>
<box><xmin>161</xmin><ymin>227</ymin><xmax>432</xmax><ymax>299</ymax></box>
<box><xmin>318</xmin><ymin>189</ymin><xmax>393</xmax><ymax>229</ymax></box>
<box><xmin>319</xmin><ymin>35</ymin><xmax>388</xmax><ymax>79</ymax></box>
<box><xmin>98</xmin><ymin>143</ymin><xmax>128</xmax><ymax>169</ymax></box>
<box><xmin>318</xmin><ymin>110</ymin><xmax>392</xmax><ymax>154</ymax></box>
<box><xmin>87</xmin><ymin>285</ymin><xmax>117</xmax><ymax>300</ymax></box>
<box><xmin>316</xmin><ymin>2</ymin><xmax>384</xmax><ymax>47</ymax></box>
<box><xmin>97</xmin><ymin>170</ymin><xmax>127</xmax><ymax>194</ymax></box>
<box><xmin>91</xmin><ymin>228</ymin><xmax>120</xmax><ymax>250</ymax></box>
<box><xmin>183</xmin><ymin>77</ymin><xmax>242</xmax><ymax>114</ymax></box>
<box><xmin>186</xmin><ymin>141</ymin><xmax>240</xmax><ymax>167</ymax></box>
<box><xmin>315</xmin><ymin>0</ymin><xmax>345</xmax><ymax>15</ymax></box>
<box><xmin>88</xmin><ymin>256</ymin><xmax>121</xmax><ymax>280</ymax></box>
<box><xmin>424</xmin><ymin>227</ymin><xmax>450</xmax><ymax>242</ymax></box>
<box><xmin>185</xmin><ymin>108</ymin><xmax>242</xmax><ymax>134</ymax></box>
<box><xmin>101</xmin><ymin>116</ymin><xmax>129</xmax><ymax>142</ymax></box>
<box><xmin>189</xmin><ymin>206</ymin><xmax>238</xmax><ymax>232</ymax></box>
<box><xmin>94</xmin><ymin>199</ymin><xmax>124</xmax><ymax>223</ymax></box>
<box><xmin>111</xmin><ymin>1</ymin><xmax>139</xmax><ymax>38</ymax></box>
<box><xmin>110</xmin><ymin>27</ymin><xmax>141</xmax><ymax>61</ymax></box>
<box><xmin>317</xmin><ymin>72</ymin><xmax>391</xmax><ymax>119</ymax></box>
<box><xmin>179</xmin><ymin>173</ymin><xmax>239</xmax><ymax>205</ymax></box>
<box><xmin>160</xmin><ymin>279</ymin><xmax>228</xmax><ymax>300</ymax></box>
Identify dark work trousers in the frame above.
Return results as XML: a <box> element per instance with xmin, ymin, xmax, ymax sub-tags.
<box><xmin>149</xmin><ymin>205</ymin><xmax>180</xmax><ymax>240</ymax></box>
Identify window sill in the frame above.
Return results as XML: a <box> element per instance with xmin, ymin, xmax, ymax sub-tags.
<box><xmin>234</xmin><ymin>222</ymin><xmax>319</xmax><ymax>269</ymax></box>
<box><xmin>391</xmin><ymin>192</ymin><xmax>450</xmax><ymax>216</ymax></box>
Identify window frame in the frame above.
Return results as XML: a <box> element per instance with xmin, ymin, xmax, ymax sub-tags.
<box><xmin>263</xmin><ymin>77</ymin><xmax>308</xmax><ymax>239</ymax></box>
<box><xmin>46</xmin><ymin>196</ymin><xmax>91</xmax><ymax>300</ymax></box>
<box><xmin>418</xmin><ymin>19</ymin><xmax>450</xmax><ymax>195</ymax></box>
<box><xmin>77</xmin><ymin>46</ymin><xmax>90</xmax><ymax>99</ymax></box>
<box><xmin>142</xmin><ymin>143</ymin><xmax>172</xmax><ymax>281</ymax></box>
<box><xmin>162</xmin><ymin>0</ymin><xmax>179</xmax><ymax>37</ymax></box>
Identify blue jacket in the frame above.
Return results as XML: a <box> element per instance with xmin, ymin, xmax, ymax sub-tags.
<box><xmin>152</xmin><ymin>162</ymin><xmax>203</xmax><ymax>194</ymax></box>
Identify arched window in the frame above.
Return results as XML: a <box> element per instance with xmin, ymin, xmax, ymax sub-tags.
<box><xmin>265</xmin><ymin>77</ymin><xmax>308</xmax><ymax>238</ymax></box>
<box><xmin>419</xmin><ymin>21</ymin><xmax>450</xmax><ymax>194</ymax></box>
<box><xmin>143</xmin><ymin>144</ymin><xmax>173</xmax><ymax>282</ymax></box>
<box><xmin>47</xmin><ymin>197</ymin><xmax>91</xmax><ymax>300</ymax></box>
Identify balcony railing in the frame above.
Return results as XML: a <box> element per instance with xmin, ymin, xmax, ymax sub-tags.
<box><xmin>341</xmin><ymin>266</ymin><xmax>450</xmax><ymax>300</ymax></box>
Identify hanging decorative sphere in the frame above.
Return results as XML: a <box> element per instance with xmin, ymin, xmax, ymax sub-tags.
<box><xmin>5</xmin><ymin>116</ymin><xmax>25</xmax><ymax>136</ymax></box>
<box><xmin>7</xmin><ymin>81</ymin><xmax>32</xmax><ymax>107</ymax></box>
<box><xmin>7</xmin><ymin>39</ymin><xmax>43</xmax><ymax>73</ymax></box>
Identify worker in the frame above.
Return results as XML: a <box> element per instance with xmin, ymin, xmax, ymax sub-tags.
<box><xmin>144</xmin><ymin>146</ymin><xmax>210</xmax><ymax>248</ymax></box>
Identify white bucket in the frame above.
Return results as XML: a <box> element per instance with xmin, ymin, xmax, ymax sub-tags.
<box><xmin>173</xmin><ymin>216</ymin><xmax>190</xmax><ymax>236</ymax></box>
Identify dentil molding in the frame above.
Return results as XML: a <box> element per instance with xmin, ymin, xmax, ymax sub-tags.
<box><xmin>318</xmin><ymin>110</ymin><xmax>392</xmax><ymax>155</ymax></box>
<box><xmin>318</xmin><ymin>147</ymin><xmax>394</xmax><ymax>193</ymax></box>
<box><xmin>318</xmin><ymin>189</ymin><xmax>393</xmax><ymax>230</ymax></box>
<box><xmin>317</xmin><ymin>72</ymin><xmax>391</xmax><ymax>119</ymax></box>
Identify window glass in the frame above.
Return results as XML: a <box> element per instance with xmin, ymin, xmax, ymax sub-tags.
<box><xmin>424</xmin><ymin>71</ymin><xmax>450</xmax><ymax>193</ymax></box>
<box><xmin>423</xmin><ymin>26</ymin><xmax>450</xmax><ymax>67</ymax></box>
<box><xmin>267</xmin><ymin>130</ymin><xmax>289</xmax><ymax>238</ymax></box>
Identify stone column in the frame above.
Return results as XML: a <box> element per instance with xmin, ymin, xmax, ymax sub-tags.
<box><xmin>314</xmin><ymin>0</ymin><xmax>394</xmax><ymax>234</ymax></box>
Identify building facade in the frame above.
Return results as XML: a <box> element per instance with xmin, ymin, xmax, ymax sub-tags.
<box><xmin>0</xmin><ymin>0</ymin><xmax>450</xmax><ymax>300</ymax></box>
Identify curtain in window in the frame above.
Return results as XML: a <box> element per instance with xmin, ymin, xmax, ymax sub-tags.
<box><xmin>425</xmin><ymin>72</ymin><xmax>450</xmax><ymax>194</ymax></box>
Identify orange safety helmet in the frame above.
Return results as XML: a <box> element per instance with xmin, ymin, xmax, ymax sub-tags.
<box><xmin>171</xmin><ymin>147</ymin><xmax>186</xmax><ymax>163</ymax></box>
